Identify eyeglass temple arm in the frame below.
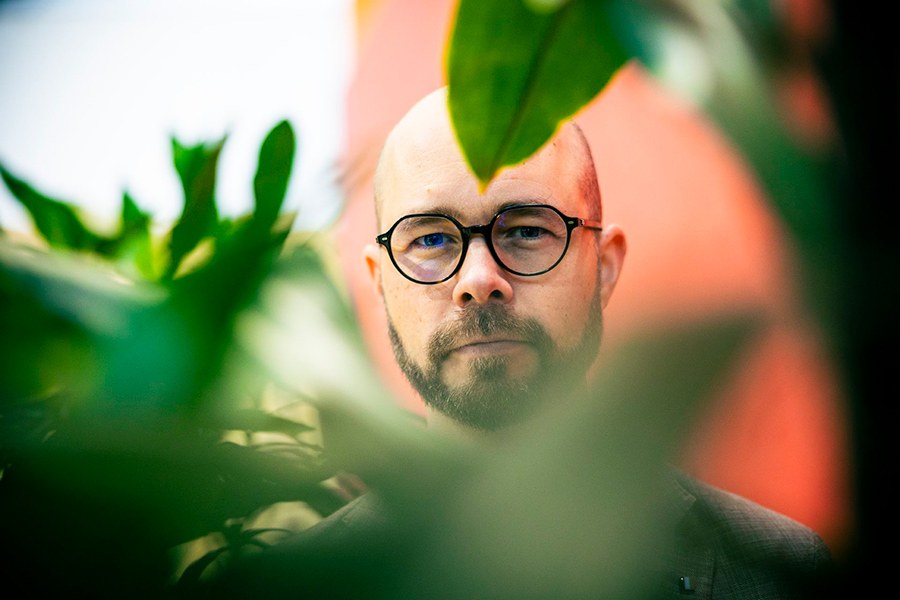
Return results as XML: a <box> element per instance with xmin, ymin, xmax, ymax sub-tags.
<box><xmin>575</xmin><ymin>217</ymin><xmax>603</xmax><ymax>231</ymax></box>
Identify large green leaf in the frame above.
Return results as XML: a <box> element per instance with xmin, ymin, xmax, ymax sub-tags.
<box><xmin>0</xmin><ymin>164</ymin><xmax>104</xmax><ymax>251</ymax></box>
<box><xmin>209</xmin><ymin>311</ymin><xmax>764</xmax><ymax>599</ymax></box>
<box><xmin>446</xmin><ymin>0</ymin><xmax>630</xmax><ymax>185</ymax></box>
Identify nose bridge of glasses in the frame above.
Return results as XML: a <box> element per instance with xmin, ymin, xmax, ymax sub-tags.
<box><xmin>460</xmin><ymin>222</ymin><xmax>493</xmax><ymax>240</ymax></box>
<box><xmin>457</xmin><ymin>221</ymin><xmax>503</xmax><ymax>273</ymax></box>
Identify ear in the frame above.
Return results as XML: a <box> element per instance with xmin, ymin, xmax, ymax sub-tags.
<box><xmin>598</xmin><ymin>224</ymin><xmax>626</xmax><ymax>309</ymax></box>
<box><xmin>363</xmin><ymin>243</ymin><xmax>384</xmax><ymax>298</ymax></box>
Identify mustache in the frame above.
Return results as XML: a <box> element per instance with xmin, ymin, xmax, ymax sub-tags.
<box><xmin>427</xmin><ymin>304</ymin><xmax>551</xmax><ymax>364</ymax></box>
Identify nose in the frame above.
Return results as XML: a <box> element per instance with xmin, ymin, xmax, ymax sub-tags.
<box><xmin>451</xmin><ymin>236</ymin><xmax>514</xmax><ymax>306</ymax></box>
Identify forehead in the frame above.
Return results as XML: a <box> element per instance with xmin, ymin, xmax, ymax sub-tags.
<box><xmin>391</xmin><ymin>177</ymin><xmax>558</xmax><ymax>222</ymax></box>
<box><xmin>379</xmin><ymin>132</ymin><xmax>587</xmax><ymax>226</ymax></box>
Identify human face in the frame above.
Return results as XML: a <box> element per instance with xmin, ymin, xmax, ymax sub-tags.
<box><xmin>365</xmin><ymin>117</ymin><xmax>619</xmax><ymax>431</ymax></box>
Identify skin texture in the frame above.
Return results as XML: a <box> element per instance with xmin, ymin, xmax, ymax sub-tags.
<box><xmin>364</xmin><ymin>88</ymin><xmax>626</xmax><ymax>437</ymax></box>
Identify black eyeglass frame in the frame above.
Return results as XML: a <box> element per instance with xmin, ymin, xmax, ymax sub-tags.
<box><xmin>375</xmin><ymin>203</ymin><xmax>603</xmax><ymax>285</ymax></box>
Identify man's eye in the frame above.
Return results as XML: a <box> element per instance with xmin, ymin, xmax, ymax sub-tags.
<box><xmin>511</xmin><ymin>226</ymin><xmax>547</xmax><ymax>239</ymax></box>
<box><xmin>415</xmin><ymin>232</ymin><xmax>447</xmax><ymax>247</ymax></box>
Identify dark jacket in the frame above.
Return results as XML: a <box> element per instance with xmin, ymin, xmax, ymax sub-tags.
<box><xmin>215</xmin><ymin>469</ymin><xmax>834</xmax><ymax>599</ymax></box>
<box><xmin>664</xmin><ymin>470</ymin><xmax>833</xmax><ymax>599</ymax></box>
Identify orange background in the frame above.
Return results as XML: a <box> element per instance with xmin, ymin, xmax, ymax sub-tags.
<box><xmin>335</xmin><ymin>0</ymin><xmax>851</xmax><ymax>552</ymax></box>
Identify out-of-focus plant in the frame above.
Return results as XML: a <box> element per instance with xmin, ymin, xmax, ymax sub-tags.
<box><xmin>0</xmin><ymin>120</ymin><xmax>429</xmax><ymax>595</ymax></box>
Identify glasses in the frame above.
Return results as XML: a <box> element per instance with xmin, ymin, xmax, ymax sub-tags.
<box><xmin>376</xmin><ymin>204</ymin><xmax>602</xmax><ymax>284</ymax></box>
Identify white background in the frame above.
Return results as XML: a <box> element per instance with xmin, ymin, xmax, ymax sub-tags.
<box><xmin>0</xmin><ymin>0</ymin><xmax>356</xmax><ymax>235</ymax></box>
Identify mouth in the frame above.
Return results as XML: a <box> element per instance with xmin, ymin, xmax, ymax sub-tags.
<box><xmin>450</xmin><ymin>338</ymin><xmax>530</xmax><ymax>357</ymax></box>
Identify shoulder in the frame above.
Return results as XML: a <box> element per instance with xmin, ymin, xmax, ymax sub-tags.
<box><xmin>674</xmin><ymin>470</ymin><xmax>831</xmax><ymax>561</ymax></box>
<box><xmin>670</xmin><ymin>469</ymin><xmax>835</xmax><ymax>598</ymax></box>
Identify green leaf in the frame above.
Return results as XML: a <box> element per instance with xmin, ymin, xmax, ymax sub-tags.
<box><xmin>253</xmin><ymin>120</ymin><xmax>296</xmax><ymax>232</ymax></box>
<box><xmin>0</xmin><ymin>236</ymin><xmax>164</xmax><ymax>336</ymax></box>
<box><xmin>102</xmin><ymin>191</ymin><xmax>156</xmax><ymax>279</ymax></box>
<box><xmin>446</xmin><ymin>0</ymin><xmax>630</xmax><ymax>185</ymax></box>
<box><xmin>0</xmin><ymin>164</ymin><xmax>103</xmax><ymax>250</ymax></box>
<box><xmin>0</xmin><ymin>236</ymin><xmax>165</xmax><ymax>407</ymax></box>
<box><xmin>166</xmin><ymin>136</ymin><xmax>225</xmax><ymax>279</ymax></box>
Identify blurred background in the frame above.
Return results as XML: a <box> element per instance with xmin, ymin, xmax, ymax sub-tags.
<box><xmin>0</xmin><ymin>0</ymin><xmax>852</xmax><ymax>562</ymax></box>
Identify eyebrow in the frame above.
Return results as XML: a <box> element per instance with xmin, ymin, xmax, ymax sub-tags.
<box><xmin>404</xmin><ymin>199</ymin><xmax>549</xmax><ymax>222</ymax></box>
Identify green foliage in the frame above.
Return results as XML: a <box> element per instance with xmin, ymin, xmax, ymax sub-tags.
<box><xmin>0</xmin><ymin>120</ymin><xmax>371</xmax><ymax>594</ymax></box>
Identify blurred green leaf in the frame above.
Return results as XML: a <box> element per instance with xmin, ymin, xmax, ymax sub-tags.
<box><xmin>446</xmin><ymin>0</ymin><xmax>630</xmax><ymax>185</ymax></box>
<box><xmin>621</xmin><ymin>1</ymin><xmax>842</xmax><ymax>329</ymax></box>
<box><xmin>0</xmin><ymin>236</ymin><xmax>176</xmax><ymax>418</ymax></box>
<box><xmin>391</xmin><ymin>311</ymin><xmax>765</xmax><ymax>599</ymax></box>
<box><xmin>2</xmin><ymin>414</ymin><xmax>345</xmax><ymax>592</ymax></box>
<box><xmin>85</xmin><ymin>191</ymin><xmax>158</xmax><ymax>278</ymax></box>
<box><xmin>166</xmin><ymin>136</ymin><xmax>225</xmax><ymax>279</ymax></box>
<box><xmin>114</xmin><ymin>191</ymin><xmax>156</xmax><ymax>278</ymax></box>
<box><xmin>253</xmin><ymin>120</ymin><xmax>296</xmax><ymax>232</ymax></box>
<box><xmin>0</xmin><ymin>236</ymin><xmax>164</xmax><ymax>338</ymax></box>
<box><xmin>232</xmin><ymin>242</ymin><xmax>466</xmax><ymax>495</ymax></box>
<box><xmin>0</xmin><ymin>163</ymin><xmax>104</xmax><ymax>251</ymax></box>
<box><xmin>213</xmin><ymin>311</ymin><xmax>765</xmax><ymax>599</ymax></box>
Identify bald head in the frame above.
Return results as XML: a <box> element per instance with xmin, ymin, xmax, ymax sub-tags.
<box><xmin>373</xmin><ymin>87</ymin><xmax>602</xmax><ymax>227</ymax></box>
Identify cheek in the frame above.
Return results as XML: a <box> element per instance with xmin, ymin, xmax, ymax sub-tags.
<box><xmin>530</xmin><ymin>290</ymin><xmax>583</xmax><ymax>345</ymax></box>
<box><xmin>382</xmin><ymin>278</ymin><xmax>445</xmax><ymax>358</ymax></box>
<box><xmin>520</xmin><ymin>262</ymin><xmax>599</xmax><ymax>347</ymax></box>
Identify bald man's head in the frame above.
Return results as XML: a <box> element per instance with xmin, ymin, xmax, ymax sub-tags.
<box><xmin>363</xmin><ymin>87</ymin><xmax>626</xmax><ymax>433</ymax></box>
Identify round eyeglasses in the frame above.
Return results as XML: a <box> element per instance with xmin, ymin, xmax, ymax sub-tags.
<box><xmin>376</xmin><ymin>204</ymin><xmax>602</xmax><ymax>285</ymax></box>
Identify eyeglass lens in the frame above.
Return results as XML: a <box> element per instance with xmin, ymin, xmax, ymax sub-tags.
<box><xmin>388</xmin><ymin>206</ymin><xmax>570</xmax><ymax>283</ymax></box>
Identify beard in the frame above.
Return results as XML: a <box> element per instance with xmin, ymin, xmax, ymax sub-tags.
<box><xmin>387</xmin><ymin>291</ymin><xmax>603</xmax><ymax>431</ymax></box>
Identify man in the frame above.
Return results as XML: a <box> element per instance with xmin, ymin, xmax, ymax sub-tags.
<box><xmin>218</xmin><ymin>88</ymin><xmax>834</xmax><ymax>599</ymax></box>
<box><xmin>363</xmin><ymin>87</ymin><xmax>625</xmax><ymax>437</ymax></box>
